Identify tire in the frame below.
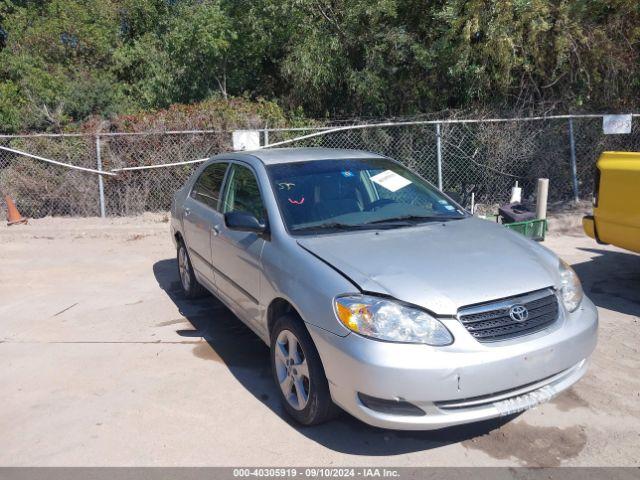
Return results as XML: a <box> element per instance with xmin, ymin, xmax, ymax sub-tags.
<box><xmin>270</xmin><ymin>314</ymin><xmax>339</xmax><ymax>426</ymax></box>
<box><xmin>176</xmin><ymin>240</ymin><xmax>207</xmax><ymax>299</ymax></box>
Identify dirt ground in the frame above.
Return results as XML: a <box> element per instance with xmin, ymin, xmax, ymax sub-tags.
<box><xmin>1</xmin><ymin>214</ymin><xmax>639</xmax><ymax>467</ymax></box>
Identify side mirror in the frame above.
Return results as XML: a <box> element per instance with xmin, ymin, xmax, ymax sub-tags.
<box><xmin>224</xmin><ymin>211</ymin><xmax>266</xmax><ymax>234</ymax></box>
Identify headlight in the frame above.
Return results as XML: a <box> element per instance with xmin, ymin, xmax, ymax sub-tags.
<box><xmin>334</xmin><ymin>295</ymin><xmax>453</xmax><ymax>345</ymax></box>
<box><xmin>559</xmin><ymin>259</ymin><xmax>583</xmax><ymax>312</ymax></box>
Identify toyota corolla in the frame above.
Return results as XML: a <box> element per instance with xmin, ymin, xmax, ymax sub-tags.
<box><xmin>170</xmin><ymin>147</ymin><xmax>598</xmax><ymax>430</ymax></box>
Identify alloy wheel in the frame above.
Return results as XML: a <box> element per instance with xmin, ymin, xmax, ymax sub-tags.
<box><xmin>274</xmin><ymin>329</ymin><xmax>310</xmax><ymax>411</ymax></box>
<box><xmin>178</xmin><ymin>246</ymin><xmax>191</xmax><ymax>292</ymax></box>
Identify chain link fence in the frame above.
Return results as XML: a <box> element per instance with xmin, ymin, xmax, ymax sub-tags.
<box><xmin>1</xmin><ymin>115</ymin><xmax>639</xmax><ymax>219</ymax></box>
<box><xmin>0</xmin><ymin>130</ymin><xmax>230</xmax><ymax>218</ymax></box>
<box><xmin>100</xmin><ymin>131</ymin><xmax>229</xmax><ymax>215</ymax></box>
<box><xmin>266</xmin><ymin>116</ymin><xmax>640</xmax><ymax>213</ymax></box>
<box><xmin>0</xmin><ymin>134</ymin><xmax>101</xmax><ymax>217</ymax></box>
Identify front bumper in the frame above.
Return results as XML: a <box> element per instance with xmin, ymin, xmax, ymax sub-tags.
<box><xmin>308</xmin><ymin>296</ymin><xmax>598</xmax><ymax>430</ymax></box>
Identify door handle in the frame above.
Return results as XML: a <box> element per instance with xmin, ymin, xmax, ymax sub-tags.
<box><xmin>184</xmin><ymin>207</ymin><xmax>191</xmax><ymax>216</ymax></box>
<box><xmin>212</xmin><ymin>225</ymin><xmax>220</xmax><ymax>236</ymax></box>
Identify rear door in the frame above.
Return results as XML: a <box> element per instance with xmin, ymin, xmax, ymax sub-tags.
<box><xmin>182</xmin><ymin>162</ymin><xmax>229</xmax><ymax>289</ymax></box>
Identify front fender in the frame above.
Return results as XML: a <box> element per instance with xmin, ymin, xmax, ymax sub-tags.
<box><xmin>260</xmin><ymin>236</ymin><xmax>358</xmax><ymax>337</ymax></box>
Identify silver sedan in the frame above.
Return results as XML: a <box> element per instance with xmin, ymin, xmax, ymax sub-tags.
<box><xmin>170</xmin><ymin>148</ymin><xmax>598</xmax><ymax>430</ymax></box>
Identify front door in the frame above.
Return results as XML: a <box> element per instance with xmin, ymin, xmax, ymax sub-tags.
<box><xmin>211</xmin><ymin>163</ymin><xmax>267</xmax><ymax>329</ymax></box>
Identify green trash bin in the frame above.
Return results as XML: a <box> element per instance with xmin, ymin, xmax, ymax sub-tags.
<box><xmin>503</xmin><ymin>218</ymin><xmax>548</xmax><ymax>241</ymax></box>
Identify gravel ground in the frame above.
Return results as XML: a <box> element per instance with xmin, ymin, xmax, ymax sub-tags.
<box><xmin>0</xmin><ymin>214</ymin><xmax>639</xmax><ymax>466</ymax></box>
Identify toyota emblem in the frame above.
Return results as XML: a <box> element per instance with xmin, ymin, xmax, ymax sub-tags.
<box><xmin>509</xmin><ymin>305</ymin><xmax>529</xmax><ymax>323</ymax></box>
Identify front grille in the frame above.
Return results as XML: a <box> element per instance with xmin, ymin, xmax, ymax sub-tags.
<box><xmin>458</xmin><ymin>289</ymin><xmax>559</xmax><ymax>342</ymax></box>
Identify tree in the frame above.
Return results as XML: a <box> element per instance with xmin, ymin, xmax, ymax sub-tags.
<box><xmin>165</xmin><ymin>0</ymin><xmax>235</xmax><ymax>101</ymax></box>
<box><xmin>278</xmin><ymin>0</ymin><xmax>426</xmax><ymax>116</ymax></box>
<box><xmin>0</xmin><ymin>0</ymin><xmax>124</xmax><ymax>131</ymax></box>
<box><xmin>113</xmin><ymin>0</ymin><xmax>239</xmax><ymax>108</ymax></box>
<box><xmin>0</xmin><ymin>0</ymin><xmax>639</xmax><ymax>132</ymax></box>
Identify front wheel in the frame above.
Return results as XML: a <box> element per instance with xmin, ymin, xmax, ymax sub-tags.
<box><xmin>270</xmin><ymin>314</ymin><xmax>338</xmax><ymax>426</ymax></box>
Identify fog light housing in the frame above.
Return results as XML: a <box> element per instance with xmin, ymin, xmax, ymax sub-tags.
<box><xmin>357</xmin><ymin>393</ymin><xmax>425</xmax><ymax>416</ymax></box>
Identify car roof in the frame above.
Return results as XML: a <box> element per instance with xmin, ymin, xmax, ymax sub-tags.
<box><xmin>216</xmin><ymin>147</ymin><xmax>387</xmax><ymax>165</ymax></box>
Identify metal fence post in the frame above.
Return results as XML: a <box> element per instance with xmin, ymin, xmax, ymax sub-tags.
<box><xmin>568</xmin><ymin>118</ymin><xmax>579</xmax><ymax>202</ymax></box>
<box><xmin>436</xmin><ymin>122</ymin><xmax>443</xmax><ymax>190</ymax></box>
<box><xmin>95</xmin><ymin>134</ymin><xmax>106</xmax><ymax>218</ymax></box>
<box><xmin>263</xmin><ymin>128</ymin><xmax>269</xmax><ymax>147</ymax></box>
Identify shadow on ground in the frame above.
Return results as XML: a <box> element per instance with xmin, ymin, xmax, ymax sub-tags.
<box><xmin>572</xmin><ymin>248</ymin><xmax>640</xmax><ymax>317</ymax></box>
<box><xmin>152</xmin><ymin>258</ymin><xmax>516</xmax><ymax>456</ymax></box>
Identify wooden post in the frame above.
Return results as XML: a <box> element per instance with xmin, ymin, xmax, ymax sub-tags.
<box><xmin>536</xmin><ymin>178</ymin><xmax>549</xmax><ymax>220</ymax></box>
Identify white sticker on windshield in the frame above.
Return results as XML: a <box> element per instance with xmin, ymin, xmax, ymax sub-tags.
<box><xmin>370</xmin><ymin>170</ymin><xmax>412</xmax><ymax>192</ymax></box>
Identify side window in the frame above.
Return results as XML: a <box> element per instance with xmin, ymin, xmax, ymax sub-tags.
<box><xmin>222</xmin><ymin>164</ymin><xmax>266</xmax><ymax>222</ymax></box>
<box><xmin>191</xmin><ymin>163</ymin><xmax>228</xmax><ymax>210</ymax></box>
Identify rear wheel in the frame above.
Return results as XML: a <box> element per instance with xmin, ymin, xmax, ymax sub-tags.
<box><xmin>271</xmin><ymin>314</ymin><xmax>338</xmax><ymax>425</ymax></box>
<box><xmin>177</xmin><ymin>240</ymin><xmax>206</xmax><ymax>299</ymax></box>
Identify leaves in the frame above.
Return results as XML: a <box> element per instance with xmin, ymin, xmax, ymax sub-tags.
<box><xmin>0</xmin><ymin>0</ymin><xmax>639</xmax><ymax>133</ymax></box>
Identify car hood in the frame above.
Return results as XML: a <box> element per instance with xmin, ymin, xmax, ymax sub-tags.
<box><xmin>297</xmin><ymin>217</ymin><xmax>561</xmax><ymax>315</ymax></box>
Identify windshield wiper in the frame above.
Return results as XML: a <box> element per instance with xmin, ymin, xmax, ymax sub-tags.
<box><xmin>364</xmin><ymin>214</ymin><xmax>464</xmax><ymax>225</ymax></box>
<box><xmin>292</xmin><ymin>215</ymin><xmax>464</xmax><ymax>233</ymax></box>
<box><xmin>291</xmin><ymin>222</ymin><xmax>368</xmax><ymax>233</ymax></box>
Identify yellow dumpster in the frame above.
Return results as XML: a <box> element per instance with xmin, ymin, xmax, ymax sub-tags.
<box><xmin>583</xmin><ymin>152</ymin><xmax>640</xmax><ymax>253</ymax></box>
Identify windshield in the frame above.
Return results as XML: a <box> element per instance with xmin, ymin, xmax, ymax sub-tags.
<box><xmin>267</xmin><ymin>158</ymin><xmax>466</xmax><ymax>234</ymax></box>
